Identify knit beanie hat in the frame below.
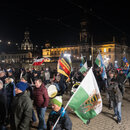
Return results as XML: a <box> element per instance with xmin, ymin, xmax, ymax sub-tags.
<box><xmin>51</xmin><ymin>96</ymin><xmax>62</xmax><ymax>107</ymax></box>
<box><xmin>16</xmin><ymin>81</ymin><xmax>28</xmax><ymax>92</ymax></box>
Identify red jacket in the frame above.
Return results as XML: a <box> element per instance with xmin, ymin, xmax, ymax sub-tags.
<box><xmin>33</xmin><ymin>83</ymin><xmax>49</xmax><ymax>108</ymax></box>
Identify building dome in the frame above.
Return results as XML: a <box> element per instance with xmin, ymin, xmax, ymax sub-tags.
<box><xmin>21</xmin><ymin>31</ymin><xmax>33</xmax><ymax>51</ymax></box>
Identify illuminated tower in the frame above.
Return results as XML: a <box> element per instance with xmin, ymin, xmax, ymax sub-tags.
<box><xmin>21</xmin><ymin>31</ymin><xmax>33</xmax><ymax>51</ymax></box>
<box><xmin>80</xmin><ymin>20</ymin><xmax>89</xmax><ymax>44</ymax></box>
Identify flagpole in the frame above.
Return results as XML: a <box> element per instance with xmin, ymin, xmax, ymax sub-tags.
<box><xmin>53</xmin><ymin>67</ymin><xmax>92</xmax><ymax>129</ymax></box>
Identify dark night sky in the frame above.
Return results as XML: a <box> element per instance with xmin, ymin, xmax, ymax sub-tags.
<box><xmin>0</xmin><ymin>0</ymin><xmax>130</xmax><ymax>46</ymax></box>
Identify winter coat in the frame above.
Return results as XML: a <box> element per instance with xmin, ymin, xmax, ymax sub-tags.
<box><xmin>108</xmin><ymin>82</ymin><xmax>122</xmax><ymax>103</ymax></box>
<box><xmin>10</xmin><ymin>92</ymin><xmax>32</xmax><ymax>130</ymax></box>
<box><xmin>5</xmin><ymin>82</ymin><xmax>14</xmax><ymax>102</ymax></box>
<box><xmin>47</xmin><ymin>107</ymin><xmax>72</xmax><ymax>130</ymax></box>
<box><xmin>33</xmin><ymin>83</ymin><xmax>49</xmax><ymax>108</ymax></box>
<box><xmin>117</xmin><ymin>73</ymin><xmax>126</xmax><ymax>84</ymax></box>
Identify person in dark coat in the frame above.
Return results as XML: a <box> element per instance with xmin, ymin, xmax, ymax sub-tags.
<box><xmin>4</xmin><ymin>77</ymin><xmax>15</xmax><ymax>125</ymax></box>
<box><xmin>10</xmin><ymin>81</ymin><xmax>33</xmax><ymax>130</ymax></box>
<box><xmin>0</xmin><ymin>80</ymin><xmax>8</xmax><ymax>130</ymax></box>
<box><xmin>20</xmin><ymin>76</ymin><xmax>37</xmax><ymax>123</ymax></box>
<box><xmin>106</xmin><ymin>72</ymin><xmax>114</xmax><ymax>109</ymax></box>
<box><xmin>47</xmin><ymin>96</ymin><xmax>72</xmax><ymax>130</ymax></box>
<box><xmin>33</xmin><ymin>79</ymin><xmax>49</xmax><ymax>130</ymax></box>
<box><xmin>108</xmin><ymin>78</ymin><xmax>122</xmax><ymax>124</ymax></box>
<box><xmin>117</xmin><ymin>70</ymin><xmax>126</xmax><ymax>96</ymax></box>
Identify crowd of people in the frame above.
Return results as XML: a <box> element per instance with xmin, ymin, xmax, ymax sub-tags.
<box><xmin>0</xmin><ymin>66</ymin><xmax>72</xmax><ymax>130</ymax></box>
<box><xmin>0</xmin><ymin>65</ymin><xmax>129</xmax><ymax>129</ymax></box>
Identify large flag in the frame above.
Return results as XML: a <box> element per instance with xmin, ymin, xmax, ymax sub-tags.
<box><xmin>68</xmin><ymin>68</ymin><xmax>102</xmax><ymax>124</ymax></box>
<box><xmin>57</xmin><ymin>53</ymin><xmax>72</xmax><ymax>79</ymax></box>
<box><xmin>80</xmin><ymin>61</ymin><xmax>88</xmax><ymax>74</ymax></box>
<box><xmin>33</xmin><ymin>57</ymin><xmax>50</xmax><ymax>66</ymax></box>
<box><xmin>95</xmin><ymin>53</ymin><xmax>107</xmax><ymax>79</ymax></box>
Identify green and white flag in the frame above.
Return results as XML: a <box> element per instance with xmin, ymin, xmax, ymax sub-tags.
<box><xmin>95</xmin><ymin>53</ymin><xmax>102</xmax><ymax>67</ymax></box>
<box><xmin>68</xmin><ymin>68</ymin><xmax>102</xmax><ymax>124</ymax></box>
<box><xmin>80</xmin><ymin>61</ymin><xmax>88</xmax><ymax>74</ymax></box>
<box><xmin>95</xmin><ymin>53</ymin><xmax>107</xmax><ymax>79</ymax></box>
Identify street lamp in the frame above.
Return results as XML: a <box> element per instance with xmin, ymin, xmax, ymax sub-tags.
<box><xmin>8</xmin><ymin>41</ymin><xmax>11</xmax><ymax>45</ymax></box>
<box><xmin>64</xmin><ymin>53</ymin><xmax>71</xmax><ymax>57</ymax></box>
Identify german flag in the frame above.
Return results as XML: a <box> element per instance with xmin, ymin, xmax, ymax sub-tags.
<box><xmin>57</xmin><ymin>53</ymin><xmax>72</xmax><ymax>79</ymax></box>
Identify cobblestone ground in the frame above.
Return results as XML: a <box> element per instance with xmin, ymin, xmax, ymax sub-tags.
<box><xmin>31</xmin><ymin>83</ymin><xmax>130</xmax><ymax>130</ymax></box>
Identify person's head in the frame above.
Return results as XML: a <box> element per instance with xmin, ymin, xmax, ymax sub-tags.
<box><xmin>15</xmin><ymin>81</ymin><xmax>28</xmax><ymax>94</ymax></box>
<box><xmin>5</xmin><ymin>77</ymin><xmax>11</xmax><ymax>84</ymax></box>
<box><xmin>0</xmin><ymin>80</ymin><xmax>3</xmax><ymax>90</ymax></box>
<box><xmin>120</xmin><ymin>70</ymin><xmax>123</xmax><ymax>74</ymax></box>
<box><xmin>0</xmin><ymin>71</ymin><xmax>5</xmax><ymax>78</ymax></box>
<box><xmin>51</xmin><ymin>96</ymin><xmax>62</xmax><ymax>112</ymax></box>
<box><xmin>109</xmin><ymin>73</ymin><xmax>114</xmax><ymax>79</ymax></box>
<box><xmin>34</xmin><ymin>72</ymin><xmax>38</xmax><ymax>77</ymax></box>
<box><xmin>20</xmin><ymin>75</ymin><xmax>27</xmax><ymax>83</ymax></box>
<box><xmin>55</xmin><ymin>75</ymin><xmax>61</xmax><ymax>82</ymax></box>
<box><xmin>8</xmin><ymin>71</ymin><xmax>13</xmax><ymax>76</ymax></box>
<box><xmin>35</xmin><ymin>79</ymin><xmax>42</xmax><ymax>88</ymax></box>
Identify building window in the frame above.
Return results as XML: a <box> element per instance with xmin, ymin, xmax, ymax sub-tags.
<box><xmin>104</xmin><ymin>55</ymin><xmax>106</xmax><ymax>59</ymax></box>
<box><xmin>104</xmin><ymin>48</ymin><xmax>106</xmax><ymax>52</ymax></box>
<box><xmin>109</xmin><ymin>48</ymin><xmax>111</xmax><ymax>52</ymax></box>
<box><xmin>75</xmin><ymin>49</ymin><xmax>78</xmax><ymax>54</ymax></box>
<box><xmin>109</xmin><ymin>55</ymin><xmax>111</xmax><ymax>59</ymax></box>
<box><xmin>71</xmin><ymin>50</ymin><xmax>73</xmax><ymax>54</ymax></box>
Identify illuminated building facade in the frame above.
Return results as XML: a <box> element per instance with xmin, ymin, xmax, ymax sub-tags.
<box><xmin>0</xmin><ymin>52</ymin><xmax>32</xmax><ymax>63</ymax></box>
<box><xmin>94</xmin><ymin>43</ymin><xmax>129</xmax><ymax>67</ymax></box>
<box><xmin>42</xmin><ymin>40</ymin><xmax>130</xmax><ymax>68</ymax></box>
<box><xmin>42</xmin><ymin>43</ymin><xmax>80</xmax><ymax>62</ymax></box>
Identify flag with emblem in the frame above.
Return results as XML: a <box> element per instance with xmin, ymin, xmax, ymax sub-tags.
<box><xmin>57</xmin><ymin>53</ymin><xmax>72</xmax><ymax>79</ymax></box>
<box><xmin>68</xmin><ymin>68</ymin><xmax>102</xmax><ymax>124</ymax></box>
